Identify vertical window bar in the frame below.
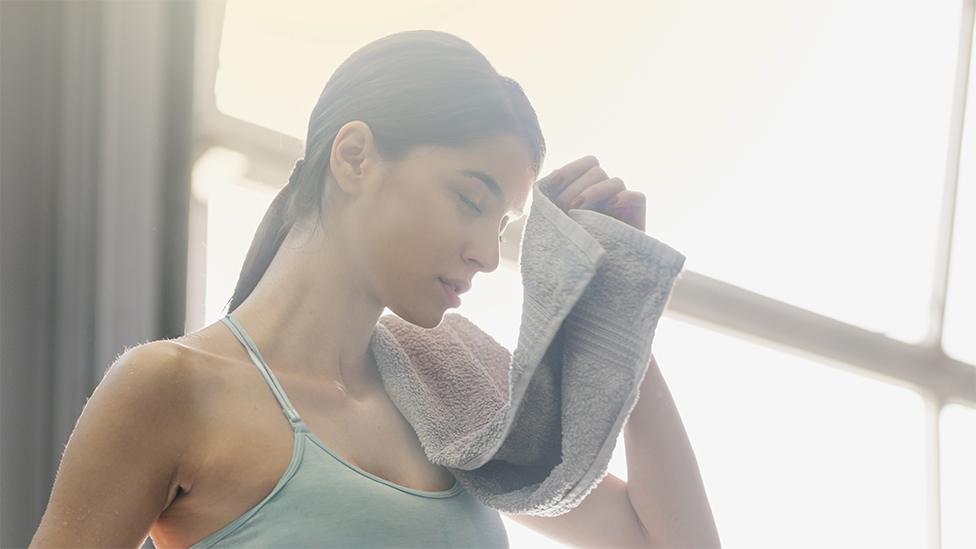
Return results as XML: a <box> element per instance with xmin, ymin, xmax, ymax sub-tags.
<box><xmin>928</xmin><ymin>0</ymin><xmax>975</xmax><ymax>349</ymax></box>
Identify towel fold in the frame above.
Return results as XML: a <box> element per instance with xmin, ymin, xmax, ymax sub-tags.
<box><xmin>369</xmin><ymin>172</ymin><xmax>686</xmax><ymax>516</ymax></box>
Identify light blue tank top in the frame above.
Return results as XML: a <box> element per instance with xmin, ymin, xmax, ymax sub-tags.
<box><xmin>186</xmin><ymin>313</ymin><xmax>509</xmax><ymax>548</ymax></box>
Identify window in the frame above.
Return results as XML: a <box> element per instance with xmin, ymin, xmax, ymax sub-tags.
<box><xmin>189</xmin><ymin>147</ymin><xmax>276</xmax><ymax>325</ymax></box>
<box><xmin>653</xmin><ymin>315</ymin><xmax>929</xmax><ymax>548</ymax></box>
<box><xmin>188</xmin><ymin>1</ymin><xmax>976</xmax><ymax>547</ymax></box>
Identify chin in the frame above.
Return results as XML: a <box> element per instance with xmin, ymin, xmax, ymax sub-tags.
<box><xmin>389</xmin><ymin>305</ymin><xmax>445</xmax><ymax>330</ymax></box>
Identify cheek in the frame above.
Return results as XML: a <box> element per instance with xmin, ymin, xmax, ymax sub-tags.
<box><xmin>388</xmin><ymin>181</ymin><xmax>458</xmax><ymax>238</ymax></box>
<box><xmin>361</xmin><ymin>185</ymin><xmax>449</xmax><ymax>279</ymax></box>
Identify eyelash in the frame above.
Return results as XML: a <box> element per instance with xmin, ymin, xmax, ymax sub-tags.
<box><xmin>458</xmin><ymin>193</ymin><xmax>508</xmax><ymax>243</ymax></box>
<box><xmin>458</xmin><ymin>193</ymin><xmax>482</xmax><ymax>214</ymax></box>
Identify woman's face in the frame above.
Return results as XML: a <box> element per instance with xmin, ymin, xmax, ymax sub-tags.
<box><xmin>339</xmin><ymin>132</ymin><xmax>535</xmax><ymax>327</ymax></box>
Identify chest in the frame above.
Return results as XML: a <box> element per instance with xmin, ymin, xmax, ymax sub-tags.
<box><xmin>150</xmin><ymin>360</ymin><xmax>456</xmax><ymax>547</ymax></box>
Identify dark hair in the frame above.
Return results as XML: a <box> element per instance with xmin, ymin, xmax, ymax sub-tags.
<box><xmin>223</xmin><ymin>29</ymin><xmax>546</xmax><ymax>315</ymax></box>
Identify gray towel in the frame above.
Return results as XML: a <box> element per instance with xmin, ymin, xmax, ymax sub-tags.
<box><xmin>369</xmin><ymin>172</ymin><xmax>687</xmax><ymax>516</ymax></box>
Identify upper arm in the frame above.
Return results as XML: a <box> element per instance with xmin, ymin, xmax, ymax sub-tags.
<box><xmin>30</xmin><ymin>341</ymin><xmax>199</xmax><ymax>548</ymax></box>
<box><xmin>502</xmin><ymin>473</ymin><xmax>651</xmax><ymax>548</ymax></box>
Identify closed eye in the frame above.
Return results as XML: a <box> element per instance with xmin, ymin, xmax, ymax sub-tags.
<box><xmin>458</xmin><ymin>193</ymin><xmax>482</xmax><ymax>215</ymax></box>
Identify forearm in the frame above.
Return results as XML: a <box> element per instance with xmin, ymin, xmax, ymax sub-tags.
<box><xmin>624</xmin><ymin>354</ymin><xmax>721</xmax><ymax>548</ymax></box>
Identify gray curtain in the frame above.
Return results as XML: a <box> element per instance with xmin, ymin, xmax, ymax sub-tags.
<box><xmin>0</xmin><ymin>1</ymin><xmax>194</xmax><ymax>546</ymax></box>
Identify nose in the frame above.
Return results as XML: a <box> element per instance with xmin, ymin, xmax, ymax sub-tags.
<box><xmin>464</xmin><ymin>229</ymin><xmax>502</xmax><ymax>273</ymax></box>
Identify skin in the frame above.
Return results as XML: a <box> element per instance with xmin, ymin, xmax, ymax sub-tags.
<box><xmin>230</xmin><ymin>121</ymin><xmax>536</xmax><ymax>401</ymax></box>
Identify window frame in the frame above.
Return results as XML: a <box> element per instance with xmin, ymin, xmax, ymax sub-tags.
<box><xmin>188</xmin><ymin>2</ymin><xmax>976</xmax><ymax>547</ymax></box>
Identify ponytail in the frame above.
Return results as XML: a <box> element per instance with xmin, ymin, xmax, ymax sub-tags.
<box><xmin>223</xmin><ymin>158</ymin><xmax>305</xmax><ymax>314</ymax></box>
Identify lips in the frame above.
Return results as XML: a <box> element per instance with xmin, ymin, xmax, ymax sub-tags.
<box><xmin>439</xmin><ymin>277</ymin><xmax>471</xmax><ymax>295</ymax></box>
<box><xmin>438</xmin><ymin>278</ymin><xmax>462</xmax><ymax>307</ymax></box>
<box><xmin>439</xmin><ymin>278</ymin><xmax>459</xmax><ymax>293</ymax></box>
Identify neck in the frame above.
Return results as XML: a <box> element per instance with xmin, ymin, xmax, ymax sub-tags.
<box><xmin>229</xmin><ymin>224</ymin><xmax>386</xmax><ymax>402</ymax></box>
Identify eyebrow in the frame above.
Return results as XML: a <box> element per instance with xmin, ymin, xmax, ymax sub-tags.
<box><xmin>458</xmin><ymin>169</ymin><xmax>525</xmax><ymax>218</ymax></box>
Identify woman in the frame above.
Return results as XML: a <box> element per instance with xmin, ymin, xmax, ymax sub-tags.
<box><xmin>31</xmin><ymin>30</ymin><xmax>673</xmax><ymax>548</ymax></box>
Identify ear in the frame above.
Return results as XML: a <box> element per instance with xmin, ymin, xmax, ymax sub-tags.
<box><xmin>329</xmin><ymin>120</ymin><xmax>384</xmax><ymax>197</ymax></box>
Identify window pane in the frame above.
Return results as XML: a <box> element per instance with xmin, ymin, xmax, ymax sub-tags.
<box><xmin>651</xmin><ymin>315</ymin><xmax>928</xmax><ymax>549</ymax></box>
<box><xmin>215</xmin><ymin>0</ymin><xmax>962</xmax><ymax>344</ymax></box>
<box><xmin>190</xmin><ymin>146</ymin><xmax>277</xmax><ymax>325</ymax></box>
<box><xmin>942</xmin><ymin>27</ymin><xmax>976</xmax><ymax>366</ymax></box>
<box><xmin>632</xmin><ymin>0</ymin><xmax>961</xmax><ymax>346</ymax></box>
<box><xmin>940</xmin><ymin>403</ymin><xmax>976</xmax><ymax>549</ymax></box>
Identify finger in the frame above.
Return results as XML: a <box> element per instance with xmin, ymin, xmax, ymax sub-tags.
<box><xmin>607</xmin><ymin>189</ymin><xmax>646</xmax><ymax>209</ymax></box>
<box><xmin>556</xmin><ymin>165</ymin><xmax>609</xmax><ymax>207</ymax></box>
<box><xmin>573</xmin><ymin>177</ymin><xmax>627</xmax><ymax>209</ymax></box>
<box><xmin>604</xmin><ymin>190</ymin><xmax>647</xmax><ymax>231</ymax></box>
<box><xmin>550</xmin><ymin>155</ymin><xmax>601</xmax><ymax>190</ymax></box>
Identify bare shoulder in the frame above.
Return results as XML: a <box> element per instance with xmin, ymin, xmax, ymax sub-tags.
<box><xmin>103</xmin><ymin>340</ymin><xmax>196</xmax><ymax>414</ymax></box>
<box><xmin>29</xmin><ymin>339</ymin><xmax>219</xmax><ymax>547</ymax></box>
<box><xmin>107</xmin><ymin>338</ymin><xmax>216</xmax><ymax>416</ymax></box>
<box><xmin>113</xmin><ymin>338</ymin><xmax>192</xmax><ymax>378</ymax></box>
<box><xmin>106</xmin><ymin>337</ymin><xmax>226</xmax><ymax>488</ymax></box>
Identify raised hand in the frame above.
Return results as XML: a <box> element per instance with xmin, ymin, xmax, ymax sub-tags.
<box><xmin>543</xmin><ymin>155</ymin><xmax>646</xmax><ymax>232</ymax></box>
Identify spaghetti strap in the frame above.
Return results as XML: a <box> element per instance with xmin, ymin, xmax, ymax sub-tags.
<box><xmin>221</xmin><ymin>313</ymin><xmax>303</xmax><ymax>428</ymax></box>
